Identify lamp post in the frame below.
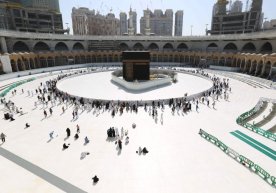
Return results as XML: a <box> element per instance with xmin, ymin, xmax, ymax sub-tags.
<box><xmin>190</xmin><ymin>25</ymin><xmax>193</xmax><ymax>36</ymax></box>
<box><xmin>205</xmin><ymin>24</ymin><xmax>208</xmax><ymax>35</ymax></box>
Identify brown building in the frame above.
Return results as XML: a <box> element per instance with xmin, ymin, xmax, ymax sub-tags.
<box><xmin>72</xmin><ymin>7</ymin><xmax>120</xmax><ymax>36</ymax></box>
<box><xmin>210</xmin><ymin>0</ymin><xmax>263</xmax><ymax>35</ymax></box>
<box><xmin>0</xmin><ymin>0</ymin><xmax>66</xmax><ymax>34</ymax></box>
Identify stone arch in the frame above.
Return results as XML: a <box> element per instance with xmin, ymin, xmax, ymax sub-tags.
<box><xmin>47</xmin><ymin>57</ymin><xmax>55</xmax><ymax>67</ymax></box>
<box><xmin>163</xmin><ymin>55</ymin><xmax>168</xmax><ymax>62</ymax></box>
<box><xmin>73</xmin><ymin>42</ymin><xmax>85</xmax><ymax>51</ymax></box>
<box><xmin>96</xmin><ymin>55</ymin><xmax>102</xmax><ymax>62</ymax></box>
<box><xmin>262</xmin><ymin>61</ymin><xmax>272</xmax><ymax>78</ymax></box>
<box><xmin>163</xmin><ymin>43</ymin><xmax>174</xmax><ymax>51</ymax></box>
<box><xmin>17</xmin><ymin>59</ymin><xmax>24</xmax><ymax>71</ymax></box>
<box><xmin>271</xmin><ymin>62</ymin><xmax>276</xmax><ymax>81</ymax></box>
<box><xmin>80</xmin><ymin>55</ymin><xmax>86</xmax><ymax>64</ymax></box>
<box><xmin>219</xmin><ymin>57</ymin><xmax>226</xmax><ymax>66</ymax></box>
<box><xmin>30</xmin><ymin>58</ymin><xmax>35</xmax><ymax>69</ymax></box>
<box><xmin>114</xmin><ymin>55</ymin><xmax>119</xmax><ymax>62</ymax></box>
<box><xmin>10</xmin><ymin>59</ymin><xmax>17</xmax><ymax>72</ymax></box>
<box><xmin>174</xmin><ymin>54</ymin><xmax>180</xmax><ymax>62</ymax></box>
<box><xmin>102</xmin><ymin>55</ymin><xmax>107</xmax><ymax>63</ymax></box>
<box><xmin>260</xmin><ymin>42</ymin><xmax>273</xmax><ymax>53</ymax></box>
<box><xmin>148</xmin><ymin>43</ymin><xmax>159</xmax><ymax>51</ymax></box>
<box><xmin>86</xmin><ymin>55</ymin><xmax>92</xmax><ymax>63</ymax></box>
<box><xmin>151</xmin><ymin>54</ymin><xmax>157</xmax><ymax>62</ymax></box>
<box><xmin>39</xmin><ymin>57</ymin><xmax>47</xmax><ymax>68</ymax></box>
<box><xmin>23</xmin><ymin>58</ymin><xmax>30</xmax><ymax>70</ymax></box>
<box><xmin>177</xmin><ymin>43</ymin><xmax>188</xmax><ymax>51</ymax></box>
<box><xmin>255</xmin><ymin>60</ymin><xmax>263</xmax><ymax>76</ymax></box>
<box><xmin>75</xmin><ymin>55</ymin><xmax>81</xmax><ymax>64</ymax></box>
<box><xmin>108</xmin><ymin>54</ymin><xmax>113</xmax><ymax>62</ymax></box>
<box><xmin>225</xmin><ymin>57</ymin><xmax>232</xmax><ymax>67</ymax></box>
<box><xmin>244</xmin><ymin>59</ymin><xmax>251</xmax><ymax>73</ymax></box>
<box><xmin>133</xmin><ymin>43</ymin><xmax>144</xmax><ymax>50</ymax></box>
<box><xmin>207</xmin><ymin>43</ymin><xmax>218</xmax><ymax>52</ymax></box>
<box><xmin>236</xmin><ymin>58</ymin><xmax>241</xmax><ymax>68</ymax></box>
<box><xmin>223</xmin><ymin>43</ymin><xmax>237</xmax><ymax>52</ymax></box>
<box><xmin>34</xmin><ymin>42</ymin><xmax>50</xmax><ymax>52</ymax></box>
<box><xmin>55</xmin><ymin>42</ymin><xmax>69</xmax><ymax>51</ymax></box>
<box><xmin>240</xmin><ymin>59</ymin><xmax>246</xmax><ymax>70</ymax></box>
<box><xmin>13</xmin><ymin>41</ymin><xmax>30</xmax><ymax>52</ymax></box>
<box><xmin>119</xmin><ymin>43</ymin><xmax>129</xmax><ymax>51</ymax></box>
<box><xmin>249</xmin><ymin>60</ymin><xmax>258</xmax><ymax>74</ymax></box>
<box><xmin>242</xmin><ymin>42</ymin><xmax>256</xmax><ymax>53</ymax></box>
<box><xmin>68</xmin><ymin>56</ymin><xmax>74</xmax><ymax>65</ymax></box>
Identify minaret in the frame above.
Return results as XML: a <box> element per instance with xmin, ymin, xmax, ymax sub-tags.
<box><xmin>145</xmin><ymin>8</ymin><xmax>151</xmax><ymax>36</ymax></box>
<box><xmin>128</xmin><ymin>7</ymin><xmax>134</xmax><ymax>35</ymax></box>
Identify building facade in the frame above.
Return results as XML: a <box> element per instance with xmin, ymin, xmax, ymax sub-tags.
<box><xmin>21</xmin><ymin>0</ymin><xmax>60</xmax><ymax>12</ymax></box>
<box><xmin>210</xmin><ymin>0</ymin><xmax>263</xmax><ymax>35</ymax></box>
<box><xmin>120</xmin><ymin>12</ymin><xmax>127</xmax><ymax>35</ymax></box>
<box><xmin>174</xmin><ymin>10</ymin><xmax>183</xmax><ymax>36</ymax></box>
<box><xmin>230</xmin><ymin>0</ymin><xmax>243</xmax><ymax>13</ymax></box>
<box><xmin>0</xmin><ymin>0</ymin><xmax>65</xmax><ymax>34</ymax></box>
<box><xmin>140</xmin><ymin>9</ymin><xmax>173</xmax><ymax>36</ymax></box>
<box><xmin>263</xmin><ymin>19</ymin><xmax>276</xmax><ymax>30</ymax></box>
<box><xmin>72</xmin><ymin>7</ymin><xmax>120</xmax><ymax>36</ymax></box>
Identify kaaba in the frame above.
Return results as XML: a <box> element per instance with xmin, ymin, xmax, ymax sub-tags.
<box><xmin>122</xmin><ymin>51</ymin><xmax>150</xmax><ymax>81</ymax></box>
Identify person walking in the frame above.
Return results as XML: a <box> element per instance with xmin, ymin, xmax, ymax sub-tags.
<box><xmin>1</xmin><ymin>132</ymin><xmax>6</xmax><ymax>143</ymax></box>
<box><xmin>76</xmin><ymin>124</ymin><xmax>80</xmax><ymax>134</ymax></box>
<box><xmin>49</xmin><ymin>108</ymin><xmax>53</xmax><ymax>116</ymax></box>
<box><xmin>43</xmin><ymin>110</ymin><xmax>47</xmax><ymax>118</ymax></box>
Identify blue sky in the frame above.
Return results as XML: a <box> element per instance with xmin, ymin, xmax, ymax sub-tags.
<box><xmin>60</xmin><ymin>0</ymin><xmax>276</xmax><ymax>35</ymax></box>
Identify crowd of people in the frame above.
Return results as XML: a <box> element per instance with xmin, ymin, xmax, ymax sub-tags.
<box><xmin>0</xmin><ymin>67</ymin><xmax>232</xmax><ymax>186</ymax></box>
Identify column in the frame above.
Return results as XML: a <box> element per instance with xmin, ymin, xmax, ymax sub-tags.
<box><xmin>0</xmin><ymin>37</ymin><xmax>8</xmax><ymax>53</ymax></box>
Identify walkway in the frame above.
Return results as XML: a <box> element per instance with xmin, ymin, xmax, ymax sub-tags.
<box><xmin>230</xmin><ymin>130</ymin><xmax>276</xmax><ymax>161</ymax></box>
<box><xmin>0</xmin><ymin>147</ymin><xmax>87</xmax><ymax>193</ymax></box>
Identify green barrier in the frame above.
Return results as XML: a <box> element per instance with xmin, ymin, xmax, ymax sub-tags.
<box><xmin>217</xmin><ymin>140</ymin><xmax>228</xmax><ymax>152</ymax></box>
<box><xmin>238</xmin><ymin>155</ymin><xmax>254</xmax><ymax>169</ymax></box>
<box><xmin>254</xmin><ymin>164</ymin><xmax>270</xmax><ymax>180</ymax></box>
<box><xmin>236</xmin><ymin>106</ymin><xmax>276</xmax><ymax>142</ymax></box>
<box><xmin>271</xmin><ymin>176</ymin><xmax>276</xmax><ymax>186</ymax></box>
<box><xmin>0</xmin><ymin>78</ymin><xmax>35</xmax><ymax>98</ymax></box>
<box><xmin>199</xmin><ymin>129</ymin><xmax>209</xmax><ymax>139</ymax></box>
<box><xmin>199</xmin><ymin>129</ymin><xmax>276</xmax><ymax>187</ymax></box>
<box><xmin>208</xmin><ymin>134</ymin><xmax>218</xmax><ymax>145</ymax></box>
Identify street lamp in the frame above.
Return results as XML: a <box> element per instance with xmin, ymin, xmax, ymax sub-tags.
<box><xmin>205</xmin><ymin>24</ymin><xmax>208</xmax><ymax>35</ymax></box>
<box><xmin>191</xmin><ymin>25</ymin><xmax>193</xmax><ymax>36</ymax></box>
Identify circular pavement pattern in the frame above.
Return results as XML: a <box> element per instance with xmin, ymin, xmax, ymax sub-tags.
<box><xmin>57</xmin><ymin>71</ymin><xmax>213</xmax><ymax>101</ymax></box>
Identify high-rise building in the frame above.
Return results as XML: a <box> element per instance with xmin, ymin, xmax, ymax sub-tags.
<box><xmin>21</xmin><ymin>0</ymin><xmax>60</xmax><ymax>12</ymax></box>
<box><xmin>71</xmin><ymin>7</ymin><xmax>90</xmax><ymax>35</ymax></box>
<box><xmin>251</xmin><ymin>0</ymin><xmax>263</xmax><ymax>11</ymax></box>
<box><xmin>140</xmin><ymin>9</ymin><xmax>173</xmax><ymax>36</ymax></box>
<box><xmin>0</xmin><ymin>0</ymin><xmax>65</xmax><ymax>33</ymax></box>
<box><xmin>209</xmin><ymin>0</ymin><xmax>263</xmax><ymax>35</ymax></box>
<box><xmin>230</xmin><ymin>0</ymin><xmax>243</xmax><ymax>13</ymax></box>
<box><xmin>263</xmin><ymin>19</ymin><xmax>276</xmax><ymax>30</ymax></box>
<box><xmin>72</xmin><ymin>7</ymin><xmax>120</xmax><ymax>36</ymax></box>
<box><xmin>174</xmin><ymin>10</ymin><xmax>183</xmax><ymax>36</ymax></box>
<box><xmin>120</xmin><ymin>12</ymin><xmax>127</xmax><ymax>35</ymax></box>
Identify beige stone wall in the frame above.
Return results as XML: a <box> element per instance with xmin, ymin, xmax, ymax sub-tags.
<box><xmin>3</xmin><ymin>50</ymin><xmax>276</xmax><ymax>78</ymax></box>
